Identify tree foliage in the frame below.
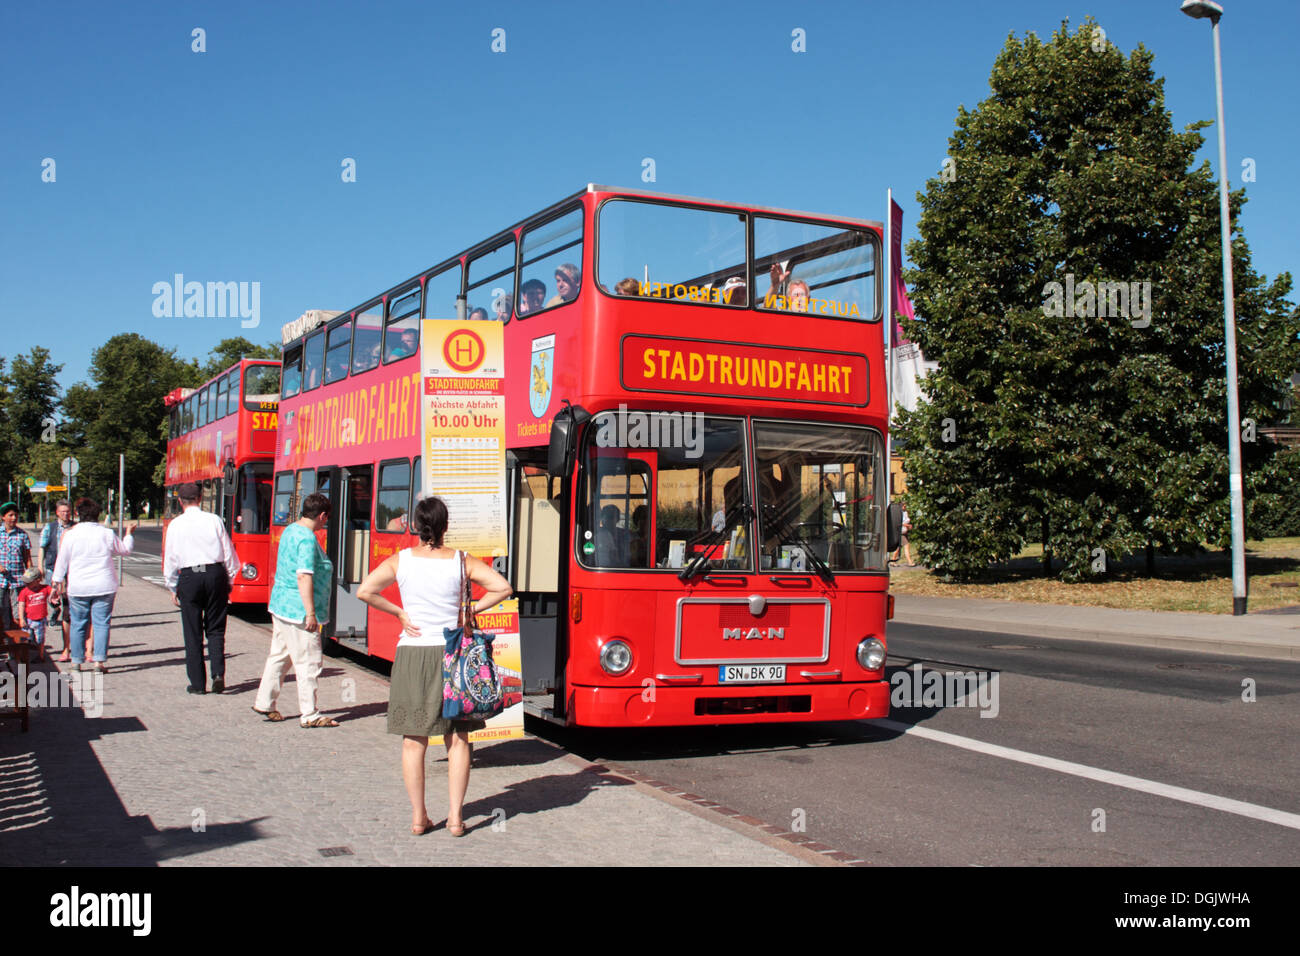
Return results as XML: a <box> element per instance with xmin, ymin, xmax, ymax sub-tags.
<box><xmin>196</xmin><ymin>337</ymin><xmax>281</xmax><ymax>381</ymax></box>
<box><xmin>59</xmin><ymin>334</ymin><xmax>196</xmax><ymax>513</ymax></box>
<box><xmin>0</xmin><ymin>349</ymin><xmax>64</xmax><ymax>506</ymax></box>
<box><xmin>895</xmin><ymin>21</ymin><xmax>1300</xmax><ymax>580</ymax></box>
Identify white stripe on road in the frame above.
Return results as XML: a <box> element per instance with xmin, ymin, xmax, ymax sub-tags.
<box><xmin>876</xmin><ymin>718</ymin><xmax>1300</xmax><ymax>832</ymax></box>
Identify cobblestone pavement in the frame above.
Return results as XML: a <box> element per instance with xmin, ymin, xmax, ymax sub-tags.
<box><xmin>0</xmin><ymin>576</ymin><xmax>808</xmax><ymax>866</ymax></box>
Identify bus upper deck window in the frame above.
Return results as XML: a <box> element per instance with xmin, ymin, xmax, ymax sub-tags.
<box><xmin>596</xmin><ymin>199</ymin><xmax>747</xmax><ymax>309</ymax></box>
<box><xmin>467</xmin><ymin>237</ymin><xmax>516</xmax><ymax>322</ymax></box>
<box><xmin>352</xmin><ymin>308</ymin><xmax>382</xmax><ymax>374</ymax></box>
<box><xmin>282</xmin><ymin>345</ymin><xmax>303</xmax><ymax>398</ymax></box>
<box><xmin>384</xmin><ymin>287</ymin><xmax>422</xmax><ymax>363</ymax></box>
<box><xmin>519</xmin><ymin>207</ymin><xmax>583</xmax><ymax>318</ymax></box>
<box><xmin>302</xmin><ymin>330</ymin><xmax>325</xmax><ymax>392</ymax></box>
<box><xmin>753</xmin><ymin>216</ymin><xmax>876</xmax><ymax>320</ymax></box>
<box><xmin>424</xmin><ymin>264</ymin><xmax>463</xmax><ymax>322</ymax></box>
<box><xmin>325</xmin><ymin>317</ymin><xmax>352</xmax><ymax>385</ymax></box>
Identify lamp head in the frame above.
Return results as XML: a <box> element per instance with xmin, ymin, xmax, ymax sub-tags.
<box><xmin>1181</xmin><ymin>0</ymin><xmax>1223</xmax><ymax>23</ymax></box>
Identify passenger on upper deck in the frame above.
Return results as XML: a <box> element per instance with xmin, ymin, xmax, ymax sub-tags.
<box><xmin>519</xmin><ymin>279</ymin><xmax>546</xmax><ymax>316</ymax></box>
<box><xmin>546</xmin><ymin>263</ymin><xmax>580</xmax><ymax>307</ymax></box>
<box><xmin>468</xmin><ymin>307</ymin><xmax>489</xmax><ymax>321</ymax></box>
<box><xmin>326</xmin><ymin>349</ymin><xmax>349</xmax><ymax>383</ymax></box>
<box><xmin>787</xmin><ymin>280</ymin><xmax>810</xmax><ymax>313</ymax></box>
<box><xmin>765</xmin><ymin>263</ymin><xmax>810</xmax><ymax>312</ymax></box>
<box><xmin>493</xmin><ymin>293</ymin><xmax>512</xmax><ymax>321</ymax></box>
<box><xmin>721</xmin><ymin>276</ymin><xmax>747</xmax><ymax>307</ymax></box>
<box><xmin>388</xmin><ymin>327</ymin><xmax>419</xmax><ymax>361</ymax></box>
<box><xmin>614</xmin><ymin>277</ymin><xmax>642</xmax><ymax>296</ymax></box>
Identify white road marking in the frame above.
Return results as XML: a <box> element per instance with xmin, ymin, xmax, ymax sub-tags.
<box><xmin>876</xmin><ymin>718</ymin><xmax>1300</xmax><ymax>832</ymax></box>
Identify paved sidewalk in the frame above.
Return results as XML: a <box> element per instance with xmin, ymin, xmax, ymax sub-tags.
<box><xmin>0</xmin><ymin>576</ymin><xmax>808</xmax><ymax>866</ymax></box>
<box><xmin>894</xmin><ymin>594</ymin><xmax>1300</xmax><ymax>661</ymax></box>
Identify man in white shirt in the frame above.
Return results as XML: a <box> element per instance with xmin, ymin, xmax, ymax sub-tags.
<box><xmin>163</xmin><ymin>483</ymin><xmax>241</xmax><ymax>694</ymax></box>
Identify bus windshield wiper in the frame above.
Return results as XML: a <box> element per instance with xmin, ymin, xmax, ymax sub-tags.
<box><xmin>761</xmin><ymin>502</ymin><xmax>835</xmax><ymax>583</ymax></box>
<box><xmin>679</xmin><ymin>503</ymin><xmax>753</xmax><ymax>582</ymax></box>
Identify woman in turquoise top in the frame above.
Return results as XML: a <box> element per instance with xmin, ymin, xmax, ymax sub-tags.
<box><xmin>253</xmin><ymin>493</ymin><xmax>338</xmax><ymax>726</ymax></box>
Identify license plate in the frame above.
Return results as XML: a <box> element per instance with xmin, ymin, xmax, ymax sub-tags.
<box><xmin>719</xmin><ymin>664</ymin><xmax>786</xmax><ymax>683</ymax></box>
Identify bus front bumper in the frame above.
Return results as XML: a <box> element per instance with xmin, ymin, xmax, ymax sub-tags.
<box><xmin>568</xmin><ymin>679</ymin><xmax>889</xmax><ymax>728</ymax></box>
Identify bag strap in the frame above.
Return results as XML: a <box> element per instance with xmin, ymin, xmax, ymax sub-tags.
<box><xmin>457</xmin><ymin>551</ymin><xmax>478</xmax><ymax>630</ymax></box>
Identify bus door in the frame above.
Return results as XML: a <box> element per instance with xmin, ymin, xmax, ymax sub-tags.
<box><xmin>221</xmin><ymin>460</ymin><xmax>237</xmax><ymax>536</ymax></box>
<box><xmin>331</xmin><ymin>465</ymin><xmax>372</xmax><ymax>646</ymax></box>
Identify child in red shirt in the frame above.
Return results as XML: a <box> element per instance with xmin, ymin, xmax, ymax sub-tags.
<box><xmin>16</xmin><ymin>568</ymin><xmax>52</xmax><ymax>660</ymax></box>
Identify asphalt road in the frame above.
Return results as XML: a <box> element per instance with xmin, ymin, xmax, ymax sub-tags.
<box><xmin>109</xmin><ymin>524</ymin><xmax>1300</xmax><ymax>865</ymax></box>
<box><xmin>534</xmin><ymin>624</ymin><xmax>1300</xmax><ymax>866</ymax></box>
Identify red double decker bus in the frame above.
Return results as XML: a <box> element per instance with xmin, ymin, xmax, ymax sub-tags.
<box><xmin>163</xmin><ymin>359</ymin><xmax>281</xmax><ymax>603</ymax></box>
<box><xmin>272</xmin><ymin>185</ymin><xmax>892</xmax><ymax>727</ymax></box>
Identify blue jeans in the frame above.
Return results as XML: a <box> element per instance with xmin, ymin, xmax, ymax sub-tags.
<box><xmin>26</xmin><ymin>619</ymin><xmax>46</xmax><ymax>649</ymax></box>
<box><xmin>69</xmin><ymin>593</ymin><xmax>116</xmax><ymax>664</ymax></box>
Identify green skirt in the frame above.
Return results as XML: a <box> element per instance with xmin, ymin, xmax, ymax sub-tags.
<box><xmin>387</xmin><ymin>644</ymin><xmax>486</xmax><ymax>737</ymax></box>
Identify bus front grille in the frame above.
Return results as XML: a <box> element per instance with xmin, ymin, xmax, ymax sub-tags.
<box><xmin>694</xmin><ymin>695</ymin><xmax>812</xmax><ymax>717</ymax></box>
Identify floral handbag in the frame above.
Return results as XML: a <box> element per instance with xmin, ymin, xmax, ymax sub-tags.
<box><xmin>442</xmin><ymin>551</ymin><xmax>505</xmax><ymax>721</ymax></box>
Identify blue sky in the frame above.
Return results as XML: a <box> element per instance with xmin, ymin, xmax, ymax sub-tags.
<box><xmin>3</xmin><ymin>0</ymin><xmax>1296</xmax><ymax>392</ymax></box>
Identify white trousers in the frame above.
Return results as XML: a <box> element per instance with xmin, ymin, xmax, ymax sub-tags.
<box><xmin>255</xmin><ymin>614</ymin><xmax>325</xmax><ymax>724</ymax></box>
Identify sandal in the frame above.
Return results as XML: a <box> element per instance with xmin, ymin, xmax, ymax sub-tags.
<box><xmin>251</xmin><ymin>707</ymin><xmax>285</xmax><ymax>722</ymax></box>
<box><xmin>411</xmin><ymin>819</ymin><xmax>435</xmax><ymax>836</ymax></box>
<box><xmin>301</xmin><ymin>715</ymin><xmax>339</xmax><ymax>728</ymax></box>
<box><xmin>57</xmin><ymin>653</ymin><xmax>70</xmax><ymax>662</ymax></box>
<box><xmin>446</xmin><ymin>820</ymin><xmax>466</xmax><ymax>838</ymax></box>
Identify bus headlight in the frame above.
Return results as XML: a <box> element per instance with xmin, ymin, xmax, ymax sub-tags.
<box><xmin>599</xmin><ymin>639</ymin><xmax>633</xmax><ymax>676</ymax></box>
<box><xmin>857</xmin><ymin>637</ymin><xmax>886</xmax><ymax>671</ymax></box>
<box><xmin>240</xmin><ymin>563</ymin><xmax>259</xmax><ymax>580</ymax></box>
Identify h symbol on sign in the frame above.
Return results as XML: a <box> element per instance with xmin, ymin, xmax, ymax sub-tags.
<box><xmin>452</xmin><ymin>338</ymin><xmax>477</xmax><ymax>365</ymax></box>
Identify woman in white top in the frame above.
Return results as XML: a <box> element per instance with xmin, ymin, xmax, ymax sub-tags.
<box><xmin>50</xmin><ymin>497</ymin><xmax>136</xmax><ymax>672</ymax></box>
<box><xmin>358</xmin><ymin>496</ymin><xmax>511</xmax><ymax>837</ymax></box>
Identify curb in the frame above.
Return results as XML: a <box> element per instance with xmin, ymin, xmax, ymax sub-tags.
<box><xmin>892</xmin><ymin>611</ymin><xmax>1300</xmax><ymax>662</ymax></box>
<box><xmin>553</xmin><ymin>750</ymin><xmax>871</xmax><ymax>867</ymax></box>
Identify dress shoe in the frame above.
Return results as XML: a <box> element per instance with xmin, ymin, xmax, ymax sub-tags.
<box><xmin>187</xmin><ymin>686</ymin><xmax>206</xmax><ymax>694</ymax></box>
<box><xmin>211</xmin><ymin>678</ymin><xmax>224</xmax><ymax>694</ymax></box>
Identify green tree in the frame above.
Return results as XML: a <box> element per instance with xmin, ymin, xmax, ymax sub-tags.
<box><xmin>5</xmin><ymin>347</ymin><xmax>63</xmax><ymax>444</ymax></box>
<box><xmin>0</xmin><ymin>359</ymin><xmax>20</xmax><ymax>498</ymax></box>
<box><xmin>895</xmin><ymin>20</ymin><xmax>1300</xmax><ymax>580</ymax></box>
<box><xmin>196</xmin><ymin>337</ymin><xmax>280</xmax><ymax>381</ymax></box>
<box><xmin>60</xmin><ymin>334</ymin><xmax>196</xmax><ymax>515</ymax></box>
<box><xmin>0</xmin><ymin>347</ymin><xmax>64</xmax><ymax>510</ymax></box>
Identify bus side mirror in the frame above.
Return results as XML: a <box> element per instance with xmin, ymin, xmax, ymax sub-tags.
<box><xmin>548</xmin><ymin>404</ymin><xmax>591</xmax><ymax>479</ymax></box>
<box><xmin>886</xmin><ymin>502</ymin><xmax>903</xmax><ymax>553</ymax></box>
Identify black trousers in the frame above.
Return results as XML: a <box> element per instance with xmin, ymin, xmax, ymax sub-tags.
<box><xmin>177</xmin><ymin>565</ymin><xmax>229</xmax><ymax>689</ymax></box>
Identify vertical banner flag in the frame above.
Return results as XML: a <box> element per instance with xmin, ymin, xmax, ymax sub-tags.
<box><xmin>889</xmin><ymin>199</ymin><xmax>933</xmax><ymax>417</ymax></box>
<box><xmin>420</xmin><ymin>319</ymin><xmax>523</xmax><ymax>743</ymax></box>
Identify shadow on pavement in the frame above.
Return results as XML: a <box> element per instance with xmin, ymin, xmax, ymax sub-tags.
<box><xmin>0</xmin><ymin>656</ymin><xmax>269</xmax><ymax>866</ymax></box>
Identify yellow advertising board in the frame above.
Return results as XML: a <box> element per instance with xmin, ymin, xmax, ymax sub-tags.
<box><xmin>420</xmin><ymin>320</ymin><xmax>521</xmax><ymax>743</ymax></box>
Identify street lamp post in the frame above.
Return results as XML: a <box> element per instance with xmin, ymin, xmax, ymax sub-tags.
<box><xmin>1181</xmin><ymin>0</ymin><xmax>1247</xmax><ymax>614</ymax></box>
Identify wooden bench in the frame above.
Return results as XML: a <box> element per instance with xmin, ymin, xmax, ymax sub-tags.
<box><xmin>1</xmin><ymin>628</ymin><xmax>34</xmax><ymax>732</ymax></box>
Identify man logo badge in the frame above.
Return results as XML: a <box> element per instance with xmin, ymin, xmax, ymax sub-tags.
<box><xmin>722</xmin><ymin>627</ymin><xmax>785</xmax><ymax>640</ymax></box>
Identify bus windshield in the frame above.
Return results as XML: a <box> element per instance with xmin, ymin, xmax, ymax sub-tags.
<box><xmin>752</xmin><ymin>420</ymin><xmax>886</xmax><ymax>572</ymax></box>
<box><xmin>234</xmin><ymin>462</ymin><xmax>274</xmax><ymax>535</ymax></box>
<box><xmin>243</xmin><ymin>364</ymin><xmax>280</xmax><ymax>409</ymax></box>
<box><xmin>578</xmin><ymin>412</ymin><xmax>749</xmax><ymax>572</ymax></box>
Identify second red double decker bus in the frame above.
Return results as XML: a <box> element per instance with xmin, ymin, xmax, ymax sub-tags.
<box><xmin>163</xmin><ymin>358</ymin><xmax>281</xmax><ymax>603</ymax></box>
<box><xmin>273</xmin><ymin>185</ymin><xmax>891</xmax><ymax>727</ymax></box>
